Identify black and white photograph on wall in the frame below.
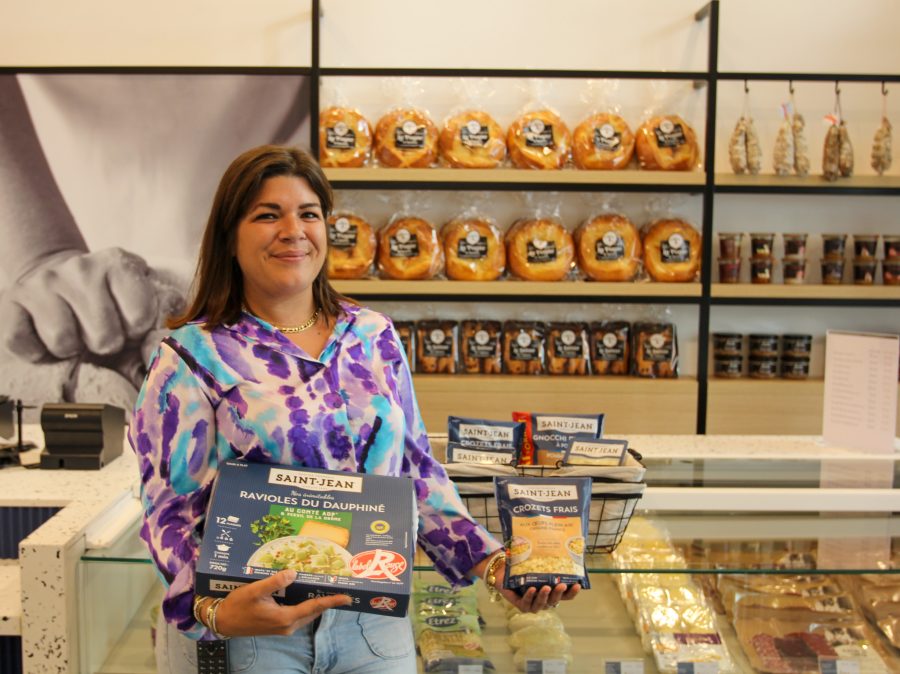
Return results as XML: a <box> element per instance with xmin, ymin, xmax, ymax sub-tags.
<box><xmin>0</xmin><ymin>72</ymin><xmax>311</xmax><ymax>416</ymax></box>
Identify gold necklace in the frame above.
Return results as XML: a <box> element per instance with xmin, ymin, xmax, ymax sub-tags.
<box><xmin>273</xmin><ymin>309</ymin><xmax>320</xmax><ymax>334</ymax></box>
<box><xmin>244</xmin><ymin>305</ymin><xmax>320</xmax><ymax>334</ymax></box>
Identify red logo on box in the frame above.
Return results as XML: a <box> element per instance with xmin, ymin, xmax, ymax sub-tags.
<box><xmin>349</xmin><ymin>549</ymin><xmax>408</xmax><ymax>580</ymax></box>
<box><xmin>369</xmin><ymin>596</ymin><xmax>398</xmax><ymax>611</ymax></box>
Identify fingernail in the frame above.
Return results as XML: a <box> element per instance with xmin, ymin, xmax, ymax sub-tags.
<box><xmin>341</xmin><ymin>595</ymin><xmax>353</xmax><ymax>605</ymax></box>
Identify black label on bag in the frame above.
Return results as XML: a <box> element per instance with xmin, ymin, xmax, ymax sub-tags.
<box><xmin>467</xmin><ymin>330</ymin><xmax>498</xmax><ymax>359</ymax></box>
<box><xmin>654</xmin><ymin>119</ymin><xmax>687</xmax><ymax>148</ymax></box>
<box><xmin>553</xmin><ymin>330</ymin><xmax>584</xmax><ymax>359</ymax></box>
<box><xmin>326</xmin><ymin>123</ymin><xmax>357</xmax><ymax>150</ymax></box>
<box><xmin>660</xmin><ymin>234</ymin><xmax>690</xmax><ymax>263</ymax></box>
<box><xmin>510</xmin><ymin>332</ymin><xmax>540</xmax><ymax>361</ymax></box>
<box><xmin>328</xmin><ymin>218</ymin><xmax>358</xmax><ymax>249</ymax></box>
<box><xmin>593</xmin><ymin>124</ymin><xmax>622</xmax><ymax>152</ymax></box>
<box><xmin>527</xmin><ymin>240</ymin><xmax>558</xmax><ymax>264</ymax></box>
<box><xmin>389</xmin><ymin>229</ymin><xmax>420</xmax><ymax>258</ymax></box>
<box><xmin>643</xmin><ymin>333</ymin><xmax>673</xmax><ymax>362</ymax></box>
<box><xmin>423</xmin><ymin>329</ymin><xmax>452</xmax><ymax>358</ymax></box>
<box><xmin>594</xmin><ymin>332</ymin><xmax>625</xmax><ymax>361</ymax></box>
<box><xmin>595</xmin><ymin>231</ymin><xmax>625</xmax><ymax>261</ymax></box>
<box><xmin>524</xmin><ymin>119</ymin><xmax>554</xmax><ymax>148</ymax></box>
<box><xmin>394</xmin><ymin>120</ymin><xmax>426</xmax><ymax>149</ymax></box>
<box><xmin>457</xmin><ymin>232</ymin><xmax>488</xmax><ymax>260</ymax></box>
<box><xmin>460</xmin><ymin>120</ymin><xmax>489</xmax><ymax>148</ymax></box>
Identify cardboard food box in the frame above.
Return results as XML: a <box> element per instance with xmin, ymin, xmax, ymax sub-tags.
<box><xmin>196</xmin><ymin>460</ymin><xmax>417</xmax><ymax>617</ymax></box>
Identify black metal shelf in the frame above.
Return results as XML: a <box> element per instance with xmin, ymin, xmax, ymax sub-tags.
<box><xmin>319</xmin><ymin>67</ymin><xmax>711</xmax><ymax>81</ymax></box>
<box><xmin>0</xmin><ymin>66</ymin><xmax>313</xmax><ymax>75</ymax></box>
<box><xmin>327</xmin><ymin>179</ymin><xmax>706</xmax><ymax>194</ymax></box>
<box><xmin>718</xmin><ymin>72</ymin><xmax>900</xmax><ymax>83</ymax></box>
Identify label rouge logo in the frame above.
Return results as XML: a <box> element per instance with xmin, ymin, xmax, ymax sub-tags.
<box><xmin>350</xmin><ymin>549</ymin><xmax>408</xmax><ymax>581</ymax></box>
<box><xmin>369</xmin><ymin>596</ymin><xmax>398</xmax><ymax>611</ymax></box>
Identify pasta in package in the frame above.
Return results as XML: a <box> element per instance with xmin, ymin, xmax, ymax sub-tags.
<box><xmin>495</xmin><ymin>476</ymin><xmax>592</xmax><ymax>594</ymax></box>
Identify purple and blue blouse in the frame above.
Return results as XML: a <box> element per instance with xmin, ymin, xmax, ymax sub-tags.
<box><xmin>128</xmin><ymin>302</ymin><xmax>500</xmax><ymax>637</ymax></box>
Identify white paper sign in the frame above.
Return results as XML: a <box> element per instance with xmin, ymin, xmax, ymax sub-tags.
<box><xmin>458</xmin><ymin>665</ymin><xmax>484</xmax><ymax>674</ymax></box>
<box><xmin>676</xmin><ymin>662</ymin><xmax>719</xmax><ymax>674</ymax></box>
<box><xmin>526</xmin><ymin>660</ymin><xmax>567</xmax><ymax>674</ymax></box>
<box><xmin>822</xmin><ymin>331</ymin><xmax>899</xmax><ymax>453</ymax></box>
<box><xmin>819</xmin><ymin>658</ymin><xmax>860</xmax><ymax>674</ymax></box>
<box><xmin>605</xmin><ymin>659</ymin><xmax>645</xmax><ymax>674</ymax></box>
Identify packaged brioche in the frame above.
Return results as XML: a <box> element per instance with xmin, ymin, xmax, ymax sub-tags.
<box><xmin>440</xmin><ymin>200</ymin><xmax>505</xmax><ymax>281</ymax></box>
<box><xmin>373</xmin><ymin>79</ymin><xmax>438</xmax><ymax>168</ymax></box>
<box><xmin>439</xmin><ymin>79</ymin><xmax>507</xmax><ymax>168</ymax></box>
<box><xmin>574</xmin><ymin>199</ymin><xmax>642</xmax><ymax>282</ymax></box>
<box><xmin>505</xmin><ymin>197</ymin><xmax>575</xmax><ymax>282</ymax></box>
<box><xmin>590</xmin><ymin>320</ymin><xmax>630</xmax><ymax>375</ymax></box>
<box><xmin>376</xmin><ymin>200</ymin><xmax>444</xmax><ymax>280</ymax></box>
<box><xmin>392</xmin><ymin>320</ymin><xmax>416</xmax><ymax>371</ymax></box>
<box><xmin>641</xmin><ymin>198</ymin><xmax>701</xmax><ymax>283</ymax></box>
<box><xmin>318</xmin><ymin>83</ymin><xmax>372</xmax><ymax>167</ymax></box>
<box><xmin>326</xmin><ymin>201</ymin><xmax>376</xmax><ymax>279</ymax></box>
<box><xmin>573</xmin><ymin>80</ymin><xmax>635</xmax><ymax>170</ymax></box>
<box><xmin>507</xmin><ymin>80</ymin><xmax>571</xmax><ymax>170</ymax></box>
<box><xmin>635</xmin><ymin>82</ymin><xmax>701</xmax><ymax>171</ymax></box>
<box><xmin>545</xmin><ymin>322</ymin><xmax>589</xmax><ymax>375</ymax></box>
<box><xmin>502</xmin><ymin>321</ymin><xmax>546</xmax><ymax>376</ymax></box>
<box><xmin>319</xmin><ymin>108</ymin><xmax>373</xmax><ymax>168</ymax></box>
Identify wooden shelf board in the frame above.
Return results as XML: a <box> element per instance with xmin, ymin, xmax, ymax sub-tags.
<box><xmin>325</xmin><ymin>167</ymin><xmax>706</xmax><ymax>186</ymax></box>
<box><xmin>715</xmin><ymin>173</ymin><xmax>900</xmax><ymax>190</ymax></box>
<box><xmin>706</xmin><ymin>378</ymin><xmax>900</xmax><ymax>435</ymax></box>
<box><xmin>711</xmin><ymin>283</ymin><xmax>900</xmax><ymax>300</ymax></box>
<box><xmin>333</xmin><ymin>279</ymin><xmax>701</xmax><ymax>298</ymax></box>
<box><xmin>412</xmin><ymin>375</ymin><xmax>698</xmax><ymax>435</ymax></box>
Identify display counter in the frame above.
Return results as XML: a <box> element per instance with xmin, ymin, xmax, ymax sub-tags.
<box><xmin>3</xmin><ymin>431</ymin><xmax>898</xmax><ymax>673</ymax></box>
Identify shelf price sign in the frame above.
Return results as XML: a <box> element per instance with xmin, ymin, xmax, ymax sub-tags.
<box><xmin>526</xmin><ymin>660</ymin><xmax>567</xmax><ymax>674</ymax></box>
<box><xmin>819</xmin><ymin>658</ymin><xmax>860</xmax><ymax>674</ymax></box>
<box><xmin>605</xmin><ymin>659</ymin><xmax>645</xmax><ymax>674</ymax></box>
<box><xmin>676</xmin><ymin>662</ymin><xmax>718</xmax><ymax>674</ymax></box>
<box><xmin>457</xmin><ymin>665</ymin><xmax>484</xmax><ymax>674</ymax></box>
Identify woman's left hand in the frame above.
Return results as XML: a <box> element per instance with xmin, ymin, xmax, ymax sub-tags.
<box><xmin>492</xmin><ymin>557</ymin><xmax>580</xmax><ymax>613</ymax></box>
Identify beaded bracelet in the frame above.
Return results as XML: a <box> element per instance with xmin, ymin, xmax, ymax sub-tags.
<box><xmin>481</xmin><ymin>551</ymin><xmax>506</xmax><ymax>603</ymax></box>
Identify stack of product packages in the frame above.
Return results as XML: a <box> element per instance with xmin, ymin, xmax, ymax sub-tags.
<box><xmin>441</xmin><ymin>413</ymin><xmax>645</xmax><ymax>554</ymax></box>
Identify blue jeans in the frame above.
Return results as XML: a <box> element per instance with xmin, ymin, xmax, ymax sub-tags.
<box><xmin>156</xmin><ymin>608</ymin><xmax>416</xmax><ymax>674</ymax></box>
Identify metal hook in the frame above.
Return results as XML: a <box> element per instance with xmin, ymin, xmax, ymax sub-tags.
<box><xmin>883</xmin><ymin>81</ymin><xmax>889</xmax><ymax>97</ymax></box>
<box><xmin>744</xmin><ymin>79</ymin><xmax>749</xmax><ymax>94</ymax></box>
<box><xmin>835</xmin><ymin>81</ymin><xmax>841</xmax><ymax>95</ymax></box>
<box><xmin>789</xmin><ymin>80</ymin><xmax>795</xmax><ymax>95</ymax></box>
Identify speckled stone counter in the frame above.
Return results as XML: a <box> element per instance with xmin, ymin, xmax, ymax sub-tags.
<box><xmin>0</xmin><ymin>426</ymin><xmax>139</xmax><ymax>674</ymax></box>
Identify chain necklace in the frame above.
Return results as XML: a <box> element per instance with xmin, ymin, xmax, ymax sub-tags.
<box><xmin>244</xmin><ymin>305</ymin><xmax>320</xmax><ymax>334</ymax></box>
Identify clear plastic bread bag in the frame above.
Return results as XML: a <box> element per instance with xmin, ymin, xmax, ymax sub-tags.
<box><xmin>871</xmin><ymin>85</ymin><xmax>892</xmax><ymax>176</ymax></box>
<box><xmin>318</xmin><ymin>81</ymin><xmax>373</xmax><ymax>168</ymax></box>
<box><xmin>506</xmin><ymin>79</ymin><xmax>572</xmax><ymax>170</ymax></box>
<box><xmin>439</xmin><ymin>78</ymin><xmax>507</xmax><ymax>169</ymax></box>
<box><xmin>573</xmin><ymin>79</ymin><xmax>636</xmax><ymax>170</ymax></box>
<box><xmin>326</xmin><ymin>192</ymin><xmax>377</xmax><ymax>279</ymax></box>
<box><xmin>375</xmin><ymin>193</ymin><xmax>444</xmax><ymax>280</ymax></box>
<box><xmin>574</xmin><ymin>194</ymin><xmax>643</xmax><ymax>282</ymax></box>
<box><xmin>441</xmin><ymin>193</ymin><xmax>506</xmax><ymax>281</ymax></box>
<box><xmin>639</xmin><ymin>195</ymin><xmax>702</xmax><ymax>283</ymax></box>
<box><xmin>505</xmin><ymin>192</ymin><xmax>575</xmax><ymax>282</ymax></box>
<box><xmin>630</xmin><ymin>306</ymin><xmax>679</xmax><ymax>379</ymax></box>
<box><xmin>635</xmin><ymin>80</ymin><xmax>702</xmax><ymax>171</ymax></box>
<box><xmin>372</xmin><ymin>78</ymin><xmax>439</xmax><ymax>168</ymax></box>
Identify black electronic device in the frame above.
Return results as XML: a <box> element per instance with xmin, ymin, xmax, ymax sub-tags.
<box><xmin>196</xmin><ymin>640</ymin><xmax>229</xmax><ymax>674</ymax></box>
<box><xmin>0</xmin><ymin>397</ymin><xmax>37</xmax><ymax>468</ymax></box>
<box><xmin>39</xmin><ymin>403</ymin><xmax>125</xmax><ymax>470</ymax></box>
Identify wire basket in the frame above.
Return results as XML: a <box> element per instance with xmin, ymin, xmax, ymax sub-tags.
<box><xmin>458</xmin><ymin>482</ymin><xmax>644</xmax><ymax>554</ymax></box>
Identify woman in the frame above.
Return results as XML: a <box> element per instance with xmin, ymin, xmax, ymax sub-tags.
<box><xmin>130</xmin><ymin>145</ymin><xmax>579</xmax><ymax>673</ymax></box>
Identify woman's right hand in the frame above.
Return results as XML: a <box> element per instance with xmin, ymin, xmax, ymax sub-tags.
<box><xmin>211</xmin><ymin>569</ymin><xmax>353</xmax><ymax>637</ymax></box>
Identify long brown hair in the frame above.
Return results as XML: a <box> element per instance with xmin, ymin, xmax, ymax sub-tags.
<box><xmin>169</xmin><ymin>145</ymin><xmax>347</xmax><ymax>330</ymax></box>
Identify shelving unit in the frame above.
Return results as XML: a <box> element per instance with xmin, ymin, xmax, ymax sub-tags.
<box><xmin>314</xmin><ymin>0</ymin><xmax>900</xmax><ymax>434</ymax></box>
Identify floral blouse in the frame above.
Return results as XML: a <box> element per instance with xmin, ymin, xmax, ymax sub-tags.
<box><xmin>129</xmin><ymin>302</ymin><xmax>500</xmax><ymax>637</ymax></box>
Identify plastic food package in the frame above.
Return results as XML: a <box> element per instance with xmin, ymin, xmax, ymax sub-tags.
<box><xmin>373</xmin><ymin>81</ymin><xmax>439</xmax><ymax>168</ymax></box>
<box><xmin>319</xmin><ymin>106</ymin><xmax>373</xmax><ymax>168</ymax></box>
<box><xmin>505</xmin><ymin>214</ymin><xmax>575</xmax><ymax>282</ymax></box>
<box><xmin>635</xmin><ymin>114</ymin><xmax>700</xmax><ymax>171</ymax></box>
<box><xmin>507</xmin><ymin>82</ymin><xmax>571</xmax><ymax>169</ymax></box>
<box><xmin>415</xmin><ymin>320</ymin><xmax>458</xmax><ymax>374</ymax></box>
<box><xmin>728</xmin><ymin>87</ymin><xmax>762</xmax><ymax>175</ymax></box>
<box><xmin>574</xmin><ymin>211</ymin><xmax>642</xmax><ymax>282</ymax></box>
<box><xmin>459</xmin><ymin>320</ymin><xmax>503</xmax><ymax>374</ymax></box>
<box><xmin>326</xmin><ymin>210</ymin><xmax>376</xmax><ymax>279</ymax></box>
<box><xmin>641</xmin><ymin>218</ymin><xmax>702</xmax><ymax>283</ymax></box>
<box><xmin>441</xmin><ymin>210</ymin><xmax>506</xmax><ymax>281</ymax></box>
<box><xmin>495</xmin><ymin>476</ymin><xmax>592</xmax><ymax>593</ymax></box>
<box><xmin>589</xmin><ymin>320</ymin><xmax>631</xmax><ymax>375</ymax></box>
<box><xmin>572</xmin><ymin>80</ymin><xmax>634</xmax><ymax>170</ymax></box>
<box><xmin>439</xmin><ymin>80</ymin><xmax>507</xmax><ymax>168</ymax></box>
<box><xmin>502</xmin><ymin>321</ymin><xmax>546</xmax><ymax>376</ymax></box>
<box><xmin>506</xmin><ymin>608</ymin><xmax>565</xmax><ymax>633</ymax></box>
<box><xmin>631</xmin><ymin>321</ymin><xmax>679</xmax><ymax>379</ymax></box>
<box><xmin>376</xmin><ymin>214</ymin><xmax>444</xmax><ymax>280</ymax></box>
<box><xmin>545</xmin><ymin>322</ymin><xmax>590</xmax><ymax>376</ymax></box>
